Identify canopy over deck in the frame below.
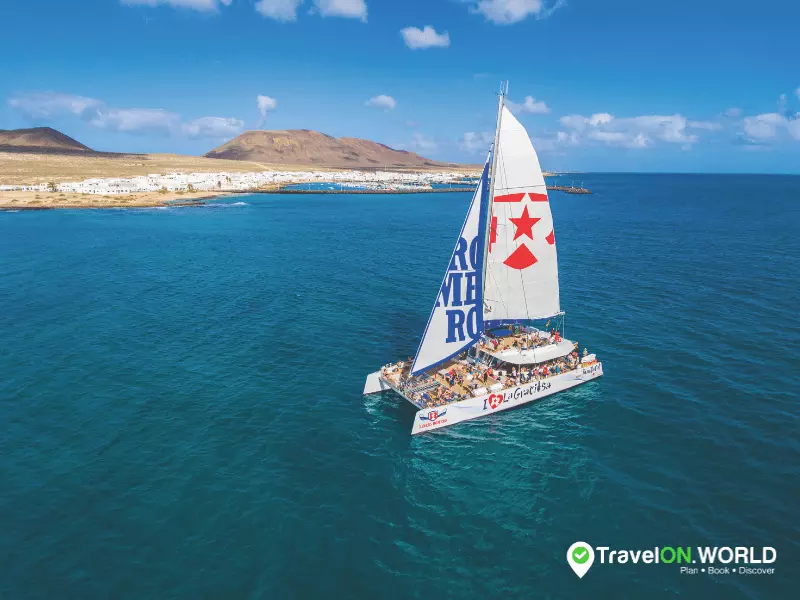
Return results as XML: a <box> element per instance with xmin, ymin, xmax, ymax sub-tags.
<box><xmin>481</xmin><ymin>338</ymin><xmax>575</xmax><ymax>365</ymax></box>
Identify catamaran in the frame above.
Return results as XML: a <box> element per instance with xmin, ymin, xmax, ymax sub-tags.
<box><xmin>363</xmin><ymin>84</ymin><xmax>603</xmax><ymax>434</ymax></box>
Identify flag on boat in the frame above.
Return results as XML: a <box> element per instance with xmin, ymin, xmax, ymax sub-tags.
<box><xmin>410</xmin><ymin>154</ymin><xmax>491</xmax><ymax>375</ymax></box>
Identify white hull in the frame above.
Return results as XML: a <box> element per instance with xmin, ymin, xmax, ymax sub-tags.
<box><xmin>363</xmin><ymin>371</ymin><xmax>392</xmax><ymax>395</ymax></box>
<box><xmin>364</xmin><ymin>362</ymin><xmax>603</xmax><ymax>434</ymax></box>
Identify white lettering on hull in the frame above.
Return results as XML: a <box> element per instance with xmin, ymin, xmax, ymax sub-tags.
<box><xmin>410</xmin><ymin>362</ymin><xmax>603</xmax><ymax>434</ymax></box>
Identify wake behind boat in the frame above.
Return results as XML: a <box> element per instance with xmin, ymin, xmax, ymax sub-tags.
<box><xmin>364</xmin><ymin>84</ymin><xmax>603</xmax><ymax>434</ymax></box>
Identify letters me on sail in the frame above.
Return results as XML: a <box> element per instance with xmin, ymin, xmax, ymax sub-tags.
<box><xmin>439</xmin><ymin>227</ymin><xmax>480</xmax><ymax>342</ymax></box>
<box><xmin>410</xmin><ymin>156</ymin><xmax>490</xmax><ymax>375</ymax></box>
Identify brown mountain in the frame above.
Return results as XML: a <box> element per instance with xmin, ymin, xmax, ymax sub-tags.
<box><xmin>204</xmin><ymin>129</ymin><xmax>456</xmax><ymax>169</ymax></box>
<box><xmin>0</xmin><ymin>127</ymin><xmax>93</xmax><ymax>153</ymax></box>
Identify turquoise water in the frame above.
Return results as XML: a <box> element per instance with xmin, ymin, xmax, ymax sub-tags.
<box><xmin>1</xmin><ymin>175</ymin><xmax>798</xmax><ymax>599</ymax></box>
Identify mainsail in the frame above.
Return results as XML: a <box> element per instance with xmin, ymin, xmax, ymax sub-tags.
<box><xmin>410</xmin><ymin>155</ymin><xmax>491</xmax><ymax>375</ymax></box>
<box><xmin>410</xmin><ymin>90</ymin><xmax>561</xmax><ymax>375</ymax></box>
<box><xmin>483</xmin><ymin>105</ymin><xmax>561</xmax><ymax>327</ymax></box>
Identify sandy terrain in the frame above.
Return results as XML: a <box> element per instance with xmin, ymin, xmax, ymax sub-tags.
<box><xmin>0</xmin><ymin>151</ymin><xmax>338</xmax><ymax>186</ymax></box>
<box><xmin>0</xmin><ymin>151</ymin><xmax>478</xmax><ymax>188</ymax></box>
<box><xmin>206</xmin><ymin>129</ymin><xmax>462</xmax><ymax>169</ymax></box>
<box><xmin>0</xmin><ymin>189</ymin><xmax>237</xmax><ymax>210</ymax></box>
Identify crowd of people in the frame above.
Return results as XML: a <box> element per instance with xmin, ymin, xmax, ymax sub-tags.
<box><xmin>393</xmin><ymin>348</ymin><xmax>589</xmax><ymax>409</ymax></box>
<box><xmin>479</xmin><ymin>327</ymin><xmax>564</xmax><ymax>354</ymax></box>
<box><xmin>378</xmin><ymin>326</ymin><xmax>592</xmax><ymax>410</ymax></box>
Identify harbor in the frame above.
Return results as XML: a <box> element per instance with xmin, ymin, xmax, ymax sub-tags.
<box><xmin>269</xmin><ymin>182</ymin><xmax>593</xmax><ymax>195</ymax></box>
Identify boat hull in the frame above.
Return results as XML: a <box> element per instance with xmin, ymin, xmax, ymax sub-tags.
<box><xmin>363</xmin><ymin>371</ymin><xmax>392</xmax><ymax>395</ymax></box>
<box><xmin>411</xmin><ymin>362</ymin><xmax>603</xmax><ymax>434</ymax></box>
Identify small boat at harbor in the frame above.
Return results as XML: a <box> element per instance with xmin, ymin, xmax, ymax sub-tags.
<box><xmin>363</xmin><ymin>84</ymin><xmax>603</xmax><ymax>434</ymax></box>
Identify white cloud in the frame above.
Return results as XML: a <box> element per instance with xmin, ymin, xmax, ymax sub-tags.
<box><xmin>312</xmin><ymin>0</ymin><xmax>367</xmax><ymax>22</ymax></box>
<box><xmin>89</xmin><ymin>108</ymin><xmax>181</xmax><ymax>135</ymax></box>
<box><xmin>257</xmin><ymin>95</ymin><xmax>278</xmax><ymax>115</ymax></box>
<box><xmin>743</xmin><ymin>113</ymin><xmax>783</xmax><ymax>140</ymax></box>
<box><xmin>687</xmin><ymin>120</ymin><xmax>722</xmax><ymax>131</ymax></box>
<box><xmin>470</xmin><ymin>0</ymin><xmax>564</xmax><ymax>25</ymax></box>
<box><xmin>558</xmin><ymin>113</ymin><xmax>611</xmax><ymax>131</ymax></box>
<box><xmin>588</xmin><ymin>130</ymin><xmax>650</xmax><ymax>148</ymax></box>
<box><xmin>630</xmin><ymin>116</ymin><xmax>698</xmax><ymax>144</ymax></box>
<box><xmin>589</xmin><ymin>113</ymin><xmax>613</xmax><ymax>126</ymax></box>
<box><xmin>183</xmin><ymin>116</ymin><xmax>244</xmax><ymax>139</ymax></box>
<box><xmin>8</xmin><ymin>92</ymin><xmax>104</xmax><ymax>120</ymax></box>
<box><xmin>558</xmin><ymin>113</ymin><xmax>711</xmax><ymax>148</ymax></box>
<box><xmin>724</xmin><ymin>107</ymin><xmax>742</xmax><ymax>118</ymax></box>
<box><xmin>738</xmin><ymin>91</ymin><xmax>800</xmax><ymax>144</ymax></box>
<box><xmin>255</xmin><ymin>0</ymin><xmax>302</xmax><ymax>21</ymax></box>
<box><xmin>366</xmin><ymin>95</ymin><xmax>397</xmax><ymax>111</ymax></box>
<box><xmin>743</xmin><ymin>112</ymin><xmax>800</xmax><ymax>141</ymax></box>
<box><xmin>400</xmin><ymin>26</ymin><xmax>450</xmax><ymax>50</ymax></box>
<box><xmin>256</xmin><ymin>95</ymin><xmax>278</xmax><ymax>127</ymax></box>
<box><xmin>508</xmin><ymin>95</ymin><xmax>550</xmax><ymax>114</ymax></box>
<box><xmin>556</xmin><ymin>130</ymin><xmax>579</xmax><ymax>145</ymax></box>
<box><xmin>121</xmin><ymin>0</ymin><xmax>226</xmax><ymax>12</ymax></box>
<box><xmin>410</xmin><ymin>132</ymin><xmax>437</xmax><ymax>152</ymax></box>
<box><xmin>788</xmin><ymin>119</ymin><xmax>800</xmax><ymax>140</ymax></box>
<box><xmin>8</xmin><ymin>91</ymin><xmax>241</xmax><ymax>138</ymax></box>
<box><xmin>460</xmin><ymin>131</ymin><xmax>493</xmax><ymax>153</ymax></box>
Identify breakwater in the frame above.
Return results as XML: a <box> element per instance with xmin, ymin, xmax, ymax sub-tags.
<box><xmin>270</xmin><ymin>187</ymin><xmax>476</xmax><ymax>195</ymax></box>
<box><xmin>547</xmin><ymin>185</ymin><xmax>593</xmax><ymax>195</ymax></box>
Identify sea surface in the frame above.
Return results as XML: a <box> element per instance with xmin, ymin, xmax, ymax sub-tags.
<box><xmin>1</xmin><ymin>174</ymin><xmax>798</xmax><ymax>599</ymax></box>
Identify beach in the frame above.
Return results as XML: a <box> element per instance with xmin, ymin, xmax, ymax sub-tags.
<box><xmin>0</xmin><ymin>189</ymin><xmax>237</xmax><ymax>209</ymax></box>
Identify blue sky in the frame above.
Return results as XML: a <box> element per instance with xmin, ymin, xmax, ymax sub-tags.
<box><xmin>1</xmin><ymin>0</ymin><xmax>798</xmax><ymax>172</ymax></box>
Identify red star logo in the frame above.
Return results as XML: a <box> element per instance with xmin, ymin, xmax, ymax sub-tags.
<box><xmin>509</xmin><ymin>206</ymin><xmax>540</xmax><ymax>241</ymax></box>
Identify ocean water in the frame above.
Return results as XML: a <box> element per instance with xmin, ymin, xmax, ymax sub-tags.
<box><xmin>1</xmin><ymin>174</ymin><xmax>798</xmax><ymax>599</ymax></box>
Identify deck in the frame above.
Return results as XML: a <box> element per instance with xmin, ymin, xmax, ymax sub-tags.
<box><xmin>378</xmin><ymin>329</ymin><xmax>584</xmax><ymax>410</ymax></box>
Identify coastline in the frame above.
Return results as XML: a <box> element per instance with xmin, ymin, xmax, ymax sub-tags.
<box><xmin>0</xmin><ymin>190</ymin><xmax>236</xmax><ymax>210</ymax></box>
<box><xmin>0</xmin><ymin>173</ymin><xmax>587</xmax><ymax>211</ymax></box>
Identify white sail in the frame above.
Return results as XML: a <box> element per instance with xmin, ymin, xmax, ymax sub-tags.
<box><xmin>483</xmin><ymin>106</ymin><xmax>560</xmax><ymax>327</ymax></box>
<box><xmin>410</xmin><ymin>155</ymin><xmax>491</xmax><ymax>375</ymax></box>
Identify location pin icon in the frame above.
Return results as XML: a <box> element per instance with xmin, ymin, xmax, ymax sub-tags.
<box><xmin>567</xmin><ymin>542</ymin><xmax>594</xmax><ymax>578</ymax></box>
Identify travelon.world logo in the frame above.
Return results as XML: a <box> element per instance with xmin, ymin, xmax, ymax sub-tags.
<box><xmin>566</xmin><ymin>542</ymin><xmax>777</xmax><ymax>578</ymax></box>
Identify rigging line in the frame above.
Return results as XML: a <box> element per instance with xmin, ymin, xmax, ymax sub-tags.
<box><xmin>497</xmin><ymin>126</ymin><xmax>538</xmax><ymax>326</ymax></box>
<box><xmin>497</xmin><ymin>140</ymin><xmax>533</xmax><ymax>327</ymax></box>
<box><xmin>483</xmin><ymin>88</ymin><xmax>504</xmax><ymax>321</ymax></box>
<box><xmin>519</xmin><ymin>237</ymin><xmax>532</xmax><ymax>323</ymax></box>
<box><xmin>498</xmin><ymin>135</ymin><xmax>516</xmax><ymax>322</ymax></box>
<box><xmin>517</xmin><ymin>221</ymin><xmax>532</xmax><ymax>324</ymax></box>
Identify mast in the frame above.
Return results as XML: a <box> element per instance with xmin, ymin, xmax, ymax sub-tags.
<box><xmin>481</xmin><ymin>81</ymin><xmax>507</xmax><ymax>315</ymax></box>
